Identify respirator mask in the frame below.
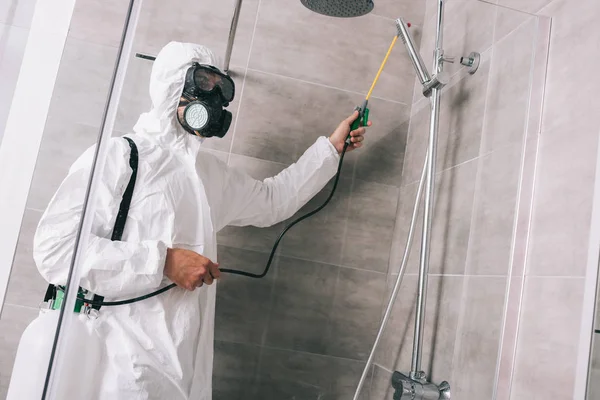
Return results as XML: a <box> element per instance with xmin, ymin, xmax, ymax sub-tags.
<box><xmin>178</xmin><ymin>63</ymin><xmax>235</xmax><ymax>138</ymax></box>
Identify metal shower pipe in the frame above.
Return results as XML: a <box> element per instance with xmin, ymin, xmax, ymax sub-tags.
<box><xmin>410</xmin><ymin>0</ymin><xmax>444</xmax><ymax>379</ymax></box>
<box><xmin>223</xmin><ymin>0</ymin><xmax>243</xmax><ymax>73</ymax></box>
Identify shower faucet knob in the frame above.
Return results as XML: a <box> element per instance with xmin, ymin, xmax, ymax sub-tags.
<box><xmin>460</xmin><ymin>52</ymin><xmax>481</xmax><ymax>75</ymax></box>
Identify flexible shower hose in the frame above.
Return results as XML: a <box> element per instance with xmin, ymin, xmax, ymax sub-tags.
<box><xmin>76</xmin><ymin>141</ymin><xmax>352</xmax><ymax>307</ymax></box>
<box><xmin>352</xmin><ymin>152</ymin><xmax>429</xmax><ymax>400</ymax></box>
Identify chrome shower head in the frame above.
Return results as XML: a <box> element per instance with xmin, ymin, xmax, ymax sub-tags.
<box><xmin>300</xmin><ymin>0</ymin><xmax>374</xmax><ymax>17</ymax></box>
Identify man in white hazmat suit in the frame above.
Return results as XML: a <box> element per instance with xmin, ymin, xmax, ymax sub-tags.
<box><xmin>33</xmin><ymin>41</ymin><xmax>369</xmax><ymax>399</ymax></box>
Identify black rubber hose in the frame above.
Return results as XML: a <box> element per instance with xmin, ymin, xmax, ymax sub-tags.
<box><xmin>78</xmin><ymin>141</ymin><xmax>350</xmax><ymax>307</ymax></box>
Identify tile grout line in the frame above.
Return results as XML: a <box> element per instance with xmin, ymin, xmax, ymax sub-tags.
<box><xmin>219</xmin><ymin>244</ymin><xmax>389</xmax><ymax>276</ymax></box>
<box><xmin>390</xmin><ymin>272</ymin><xmax>587</xmax><ymax>279</ymax></box>
<box><xmin>400</xmin><ymin>135</ymin><xmax>528</xmax><ymax>189</ymax></box>
<box><xmin>4</xmin><ymin>302</ymin><xmax>38</xmax><ymax>310</ymax></box>
<box><xmin>245</xmin><ymin>67</ymin><xmax>412</xmax><ymax>107</ymax></box>
<box><xmin>226</xmin><ymin>0</ymin><xmax>262</xmax><ymax>165</ymax></box>
<box><xmin>225</xmin><ymin>153</ymin><xmax>406</xmax><ymax>193</ymax></box>
<box><xmin>214</xmin><ymin>337</ymin><xmax>369</xmax><ymax>364</ymax></box>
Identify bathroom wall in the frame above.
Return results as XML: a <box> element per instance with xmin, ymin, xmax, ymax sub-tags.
<box><xmin>0</xmin><ymin>0</ymin><xmax>425</xmax><ymax>399</ymax></box>
<box><xmin>371</xmin><ymin>1</ymin><xmax>546</xmax><ymax>399</ymax></box>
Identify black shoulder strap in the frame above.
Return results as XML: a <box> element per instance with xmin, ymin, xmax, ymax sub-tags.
<box><xmin>91</xmin><ymin>137</ymin><xmax>138</xmax><ymax>309</ymax></box>
<box><xmin>45</xmin><ymin>137</ymin><xmax>139</xmax><ymax>310</ymax></box>
<box><xmin>111</xmin><ymin>137</ymin><xmax>138</xmax><ymax>241</ymax></box>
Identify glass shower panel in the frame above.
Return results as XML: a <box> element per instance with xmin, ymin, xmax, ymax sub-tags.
<box><xmin>0</xmin><ymin>0</ymin><xmax>130</xmax><ymax>397</ymax></box>
<box><xmin>371</xmin><ymin>2</ymin><xmax>547</xmax><ymax>400</ymax></box>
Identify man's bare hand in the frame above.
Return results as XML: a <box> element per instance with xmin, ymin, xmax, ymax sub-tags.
<box><xmin>164</xmin><ymin>248</ymin><xmax>221</xmax><ymax>291</ymax></box>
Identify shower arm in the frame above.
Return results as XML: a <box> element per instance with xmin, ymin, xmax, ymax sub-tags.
<box><xmin>223</xmin><ymin>0</ymin><xmax>243</xmax><ymax>73</ymax></box>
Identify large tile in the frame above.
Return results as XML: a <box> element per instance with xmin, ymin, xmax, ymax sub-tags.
<box><xmin>402</xmin><ymin>59</ymin><xmax>490</xmax><ymax>186</ymax></box>
<box><xmin>428</xmin><ymin>160</ymin><xmax>478</xmax><ymax>275</ymax></box>
<box><xmin>278</xmin><ymin>178</ymin><xmax>352</xmax><ymax>266</ymax></box>
<box><xmin>400</xmin><ymin>105</ymin><xmax>430</xmax><ymax>187</ymax></box>
<box><xmin>231</xmin><ymin>69</ymin><xmax>363</xmax><ymax>165</ymax></box>
<box><xmin>392</xmin><ymin>158</ymin><xmax>478</xmax><ymax>276</ymax></box>
<box><xmin>451</xmin><ymin>276</ymin><xmax>506</xmax><ymax>400</ymax></box>
<box><xmin>325</xmin><ymin>268</ymin><xmax>387</xmax><ymax>360</ymax></box>
<box><xmin>26</xmin><ymin>120</ymin><xmax>108</xmax><ymax>211</ymax></box>
<box><xmin>228</xmin><ymin>153</ymin><xmax>287</xmax><ymax>179</ymax></box>
<box><xmin>375</xmin><ymin>275</ymin><xmax>418</xmax><ymax>371</ymax></box>
<box><xmin>497</xmin><ymin>0</ymin><xmax>555</xmax><ymax>14</ymax></box>
<box><xmin>49</xmin><ymin>38</ymin><xmax>118</xmax><ymax>129</ymax></box>
<box><xmin>538</xmin><ymin>0</ymin><xmax>600</xmax><ymax>134</ymax></box>
<box><xmin>0</xmin><ymin>0</ymin><xmax>36</xmax><ymax>27</ymax></box>
<box><xmin>114</xmin><ymin>54</ymin><xmax>154</xmax><ymax>135</ymax></box>
<box><xmin>69</xmin><ymin>0</ymin><xmax>127</xmax><ymax>47</ymax></box>
<box><xmin>135</xmin><ymin>0</ymin><xmax>259</xmax><ymax>68</ymax></box>
<box><xmin>510</xmin><ymin>277</ymin><xmax>585</xmax><ymax>400</ymax></box>
<box><xmin>24</xmin><ymin>39</ymin><xmax>115</xmax><ymax>207</ymax></box>
<box><xmin>493</xmin><ymin>6</ymin><xmax>536</xmax><ymax>44</ymax></box>
<box><xmin>376</xmin><ymin>275</ymin><xmax>463</xmax><ymax>383</ymax></box>
<box><xmin>369</xmin><ymin>365</ymin><xmax>393</xmax><ymax>400</ymax></box>
<box><xmin>215</xmin><ymin>246</ymin><xmax>276</xmax><ymax>345</ymax></box>
<box><xmin>436</xmin><ymin>60</ymin><xmax>490</xmax><ymax>170</ymax></box>
<box><xmin>327</xmin><ymin>356</ymin><xmax>371</xmax><ymax>400</ymax></box>
<box><xmin>482</xmin><ymin>18</ymin><xmax>536</xmax><ymax>154</ymax></box>
<box><xmin>421</xmin><ymin>0</ymin><xmax>496</xmax><ymax>78</ymax></box>
<box><xmin>254</xmin><ymin>347</ymin><xmax>370</xmax><ymax>400</ymax></box>
<box><xmin>341</xmin><ymin>180</ymin><xmax>399</xmax><ymax>273</ymax></box>
<box><xmin>466</xmin><ymin>143</ymin><xmax>522</xmax><ymax>275</ymax></box>
<box><xmin>388</xmin><ymin>182</ymin><xmax>422</xmax><ymax>276</ymax></box>
<box><xmin>264</xmin><ymin>258</ymin><xmax>338</xmax><ymax>354</ymax></box>
<box><xmin>5</xmin><ymin>209</ymin><xmax>48</xmax><ymax>308</ymax></box>
<box><xmin>527</xmin><ymin>130</ymin><xmax>598</xmax><ymax>277</ymax></box>
<box><xmin>0</xmin><ymin>304</ymin><xmax>40</xmax><ymax>395</ymax></box>
<box><xmin>249</xmin><ymin>0</ymin><xmax>417</xmax><ymax>104</ymax></box>
<box><xmin>352</xmin><ymin>97</ymin><xmax>410</xmax><ymax>188</ymax></box>
<box><xmin>213</xmin><ymin>340</ymin><xmax>260</xmax><ymax>400</ymax></box>
<box><xmin>0</xmin><ymin>24</ymin><xmax>29</xmax><ymax>146</ymax></box>
<box><xmin>371</xmin><ymin>0</ymin><xmax>425</xmax><ymax>25</ymax></box>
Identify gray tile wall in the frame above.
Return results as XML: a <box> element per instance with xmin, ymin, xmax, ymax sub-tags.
<box><xmin>0</xmin><ymin>0</ymin><xmax>424</xmax><ymax>399</ymax></box>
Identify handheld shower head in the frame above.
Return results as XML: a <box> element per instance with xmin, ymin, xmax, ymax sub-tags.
<box><xmin>395</xmin><ymin>17</ymin><xmax>448</xmax><ymax>97</ymax></box>
<box><xmin>395</xmin><ymin>18</ymin><xmax>431</xmax><ymax>85</ymax></box>
<box><xmin>300</xmin><ymin>0</ymin><xmax>374</xmax><ymax>17</ymax></box>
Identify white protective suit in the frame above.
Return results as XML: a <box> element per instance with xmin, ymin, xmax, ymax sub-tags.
<box><xmin>33</xmin><ymin>42</ymin><xmax>340</xmax><ymax>400</ymax></box>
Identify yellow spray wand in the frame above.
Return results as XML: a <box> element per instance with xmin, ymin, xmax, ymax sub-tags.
<box><xmin>349</xmin><ymin>34</ymin><xmax>399</xmax><ymax>138</ymax></box>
